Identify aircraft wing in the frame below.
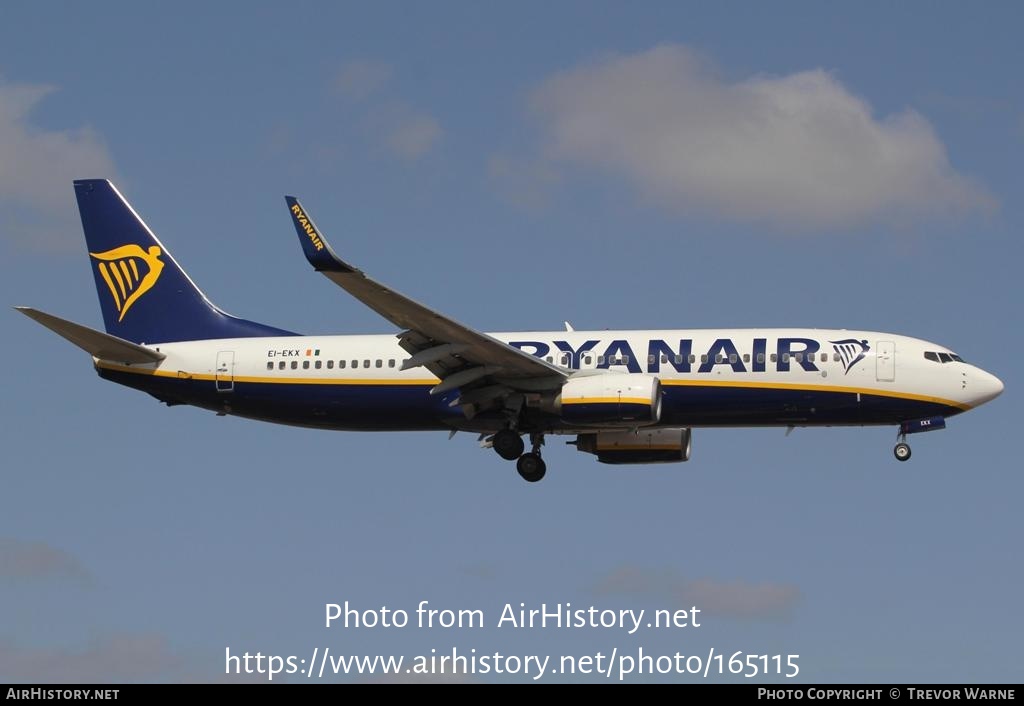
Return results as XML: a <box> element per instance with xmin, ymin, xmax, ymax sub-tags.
<box><xmin>285</xmin><ymin>197</ymin><xmax>567</xmax><ymax>412</ymax></box>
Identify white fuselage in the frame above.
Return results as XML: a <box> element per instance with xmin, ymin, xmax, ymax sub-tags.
<box><xmin>94</xmin><ymin>328</ymin><xmax>1003</xmax><ymax>434</ymax></box>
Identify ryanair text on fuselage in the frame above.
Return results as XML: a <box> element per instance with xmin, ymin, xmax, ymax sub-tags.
<box><xmin>509</xmin><ymin>337</ymin><xmax>868</xmax><ymax>375</ymax></box>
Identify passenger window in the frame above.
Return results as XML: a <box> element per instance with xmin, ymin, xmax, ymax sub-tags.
<box><xmin>834</xmin><ymin>353</ymin><xmax>841</xmax><ymax>362</ymax></box>
<box><xmin>770</xmin><ymin>353</ymin><xmax>778</xmax><ymax>363</ymax></box>
<box><xmin>278</xmin><ymin>361</ymin><xmax>286</xmax><ymax>370</ymax></box>
<box><xmin>351</xmin><ymin>360</ymin><xmax>358</xmax><ymax>368</ymax></box>
<box><xmin>583</xmin><ymin>356</ymin><xmax>592</xmax><ymax>365</ymax></box>
<box><xmin>388</xmin><ymin>359</ymin><xmax>395</xmax><ymax>368</ymax></box>
<box><xmin>303</xmin><ymin>360</ymin><xmax>310</xmax><ymax>369</ymax></box>
<box><xmin>756</xmin><ymin>353</ymin><xmax>765</xmax><ymax>364</ymax></box>
<box><xmin>339</xmin><ymin>360</ymin><xmax>346</xmax><ymax>369</ymax></box>
<box><xmin>743</xmin><ymin>353</ymin><xmax>750</xmax><ymax>363</ymax></box>
<box><xmin>375</xmin><ymin>359</ymin><xmax>382</xmax><ymax>368</ymax></box>
<box><xmin>563</xmin><ymin>354</ymin><xmax>571</xmax><ymax>366</ymax></box>
<box><xmin>794</xmin><ymin>353</ymin><xmax>803</xmax><ymax>363</ymax></box>
<box><xmin>782</xmin><ymin>353</ymin><xmax>790</xmax><ymax>362</ymax></box>
<box><xmin>648</xmin><ymin>355</ymin><xmax>656</xmax><ymax>365</ymax></box>
<box><xmin>266</xmin><ymin>362</ymin><xmax>273</xmax><ymax>370</ymax></box>
<box><xmin>689</xmin><ymin>354</ymin><xmax>696</xmax><ymax>364</ymax></box>
<box><xmin>820</xmin><ymin>353</ymin><xmax>827</xmax><ymax>362</ymax></box>
<box><xmin>597</xmin><ymin>356</ymin><xmax>605</xmax><ymax>365</ymax></box>
<box><xmin>546</xmin><ymin>356</ymin><xmax>553</xmax><ymax>363</ymax></box>
<box><xmin>363</xmin><ymin>360</ymin><xmax>370</xmax><ymax>368</ymax></box>
<box><xmin>729</xmin><ymin>354</ymin><xmax>737</xmax><ymax>363</ymax></box>
<box><xmin>327</xmin><ymin>360</ymin><xmax>334</xmax><ymax>369</ymax></box>
<box><xmin>700</xmin><ymin>355</ymin><xmax>708</xmax><ymax>363</ymax></box>
<box><xmin>315</xmin><ymin>360</ymin><xmax>322</xmax><ymax>369</ymax></box>
<box><xmin>291</xmin><ymin>361</ymin><xmax>298</xmax><ymax>369</ymax></box>
<box><xmin>622</xmin><ymin>355</ymin><xmax>630</xmax><ymax>364</ymax></box>
<box><xmin>715</xmin><ymin>354</ymin><xmax>724</xmax><ymax>363</ymax></box>
<box><xmin>661</xmin><ymin>354</ymin><xmax>668</xmax><ymax>364</ymax></box>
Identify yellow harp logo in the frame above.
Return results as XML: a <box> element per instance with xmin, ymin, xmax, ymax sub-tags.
<box><xmin>90</xmin><ymin>244</ymin><xmax>165</xmax><ymax>322</ymax></box>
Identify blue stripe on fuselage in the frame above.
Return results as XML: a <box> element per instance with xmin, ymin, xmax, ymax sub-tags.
<box><xmin>658</xmin><ymin>384</ymin><xmax>960</xmax><ymax>426</ymax></box>
<box><xmin>97</xmin><ymin>367</ymin><xmax>962</xmax><ymax>431</ymax></box>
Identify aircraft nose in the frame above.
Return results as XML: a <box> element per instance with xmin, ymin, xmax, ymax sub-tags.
<box><xmin>971</xmin><ymin>368</ymin><xmax>1004</xmax><ymax>406</ymax></box>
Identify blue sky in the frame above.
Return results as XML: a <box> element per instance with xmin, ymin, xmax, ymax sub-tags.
<box><xmin>1</xmin><ymin>2</ymin><xmax>1020</xmax><ymax>683</ymax></box>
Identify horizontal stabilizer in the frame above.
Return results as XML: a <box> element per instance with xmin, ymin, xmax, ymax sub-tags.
<box><xmin>15</xmin><ymin>307</ymin><xmax>166</xmax><ymax>364</ymax></box>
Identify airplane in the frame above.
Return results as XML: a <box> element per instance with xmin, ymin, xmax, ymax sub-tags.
<box><xmin>16</xmin><ymin>179</ymin><xmax>1004</xmax><ymax>482</ymax></box>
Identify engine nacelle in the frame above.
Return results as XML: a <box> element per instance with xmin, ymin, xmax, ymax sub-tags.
<box><xmin>575</xmin><ymin>428</ymin><xmax>692</xmax><ymax>465</ymax></box>
<box><xmin>559</xmin><ymin>374</ymin><xmax>661</xmax><ymax>427</ymax></box>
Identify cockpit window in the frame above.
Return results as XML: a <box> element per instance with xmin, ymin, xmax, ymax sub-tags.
<box><xmin>925</xmin><ymin>350</ymin><xmax>966</xmax><ymax>364</ymax></box>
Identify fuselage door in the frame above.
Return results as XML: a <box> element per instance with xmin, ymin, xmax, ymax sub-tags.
<box><xmin>216</xmin><ymin>350</ymin><xmax>235</xmax><ymax>392</ymax></box>
<box><xmin>876</xmin><ymin>341</ymin><xmax>895</xmax><ymax>382</ymax></box>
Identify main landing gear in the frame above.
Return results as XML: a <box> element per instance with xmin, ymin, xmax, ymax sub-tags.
<box><xmin>491</xmin><ymin>429</ymin><xmax>546</xmax><ymax>482</ymax></box>
<box><xmin>516</xmin><ymin>452</ymin><xmax>546</xmax><ymax>483</ymax></box>
<box><xmin>492</xmin><ymin>428</ymin><xmax>524</xmax><ymax>461</ymax></box>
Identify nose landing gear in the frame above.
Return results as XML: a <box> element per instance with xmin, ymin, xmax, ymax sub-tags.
<box><xmin>893</xmin><ymin>416</ymin><xmax>945</xmax><ymax>461</ymax></box>
<box><xmin>894</xmin><ymin>440</ymin><xmax>912</xmax><ymax>462</ymax></box>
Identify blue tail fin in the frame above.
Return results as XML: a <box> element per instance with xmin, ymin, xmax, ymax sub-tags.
<box><xmin>75</xmin><ymin>179</ymin><xmax>296</xmax><ymax>344</ymax></box>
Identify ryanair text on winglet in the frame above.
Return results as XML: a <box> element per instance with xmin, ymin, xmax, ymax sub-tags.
<box><xmin>291</xmin><ymin>203</ymin><xmax>324</xmax><ymax>251</ymax></box>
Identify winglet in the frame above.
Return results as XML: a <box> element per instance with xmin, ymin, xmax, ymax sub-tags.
<box><xmin>284</xmin><ymin>196</ymin><xmax>357</xmax><ymax>274</ymax></box>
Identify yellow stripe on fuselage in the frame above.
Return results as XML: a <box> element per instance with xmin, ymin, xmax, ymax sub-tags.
<box><xmin>95</xmin><ymin>361</ymin><xmax>437</xmax><ymax>386</ymax></box>
<box><xmin>94</xmin><ymin>361</ymin><xmax>970</xmax><ymax>410</ymax></box>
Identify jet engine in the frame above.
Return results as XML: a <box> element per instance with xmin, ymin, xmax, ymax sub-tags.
<box><xmin>575</xmin><ymin>428</ymin><xmax>692</xmax><ymax>464</ymax></box>
<box><xmin>557</xmin><ymin>373</ymin><xmax>661</xmax><ymax>427</ymax></box>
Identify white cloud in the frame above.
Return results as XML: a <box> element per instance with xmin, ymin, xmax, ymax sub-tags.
<box><xmin>530</xmin><ymin>45</ymin><xmax>995</xmax><ymax>230</ymax></box>
<box><xmin>330</xmin><ymin>61</ymin><xmax>394</xmax><ymax>102</ymax></box>
<box><xmin>0</xmin><ymin>634</ymin><xmax>176</xmax><ymax>683</ymax></box>
<box><xmin>0</xmin><ymin>633</ymin><xmax>279</xmax><ymax>683</ymax></box>
<box><xmin>0</xmin><ymin>77</ymin><xmax>118</xmax><ymax>250</ymax></box>
<box><xmin>593</xmin><ymin>566</ymin><xmax>800</xmax><ymax>621</ymax></box>
<box><xmin>322</xmin><ymin>61</ymin><xmax>441</xmax><ymax>161</ymax></box>
<box><xmin>0</xmin><ymin>537</ymin><xmax>90</xmax><ymax>583</ymax></box>
<box><xmin>487</xmin><ymin>154</ymin><xmax>561</xmax><ymax>210</ymax></box>
<box><xmin>385</xmin><ymin>113</ymin><xmax>441</xmax><ymax>160</ymax></box>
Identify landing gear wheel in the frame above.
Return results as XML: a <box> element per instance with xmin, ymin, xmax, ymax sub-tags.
<box><xmin>894</xmin><ymin>442</ymin><xmax>912</xmax><ymax>462</ymax></box>
<box><xmin>493</xmin><ymin>429</ymin><xmax>525</xmax><ymax>461</ymax></box>
<box><xmin>516</xmin><ymin>452</ymin><xmax>547</xmax><ymax>482</ymax></box>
